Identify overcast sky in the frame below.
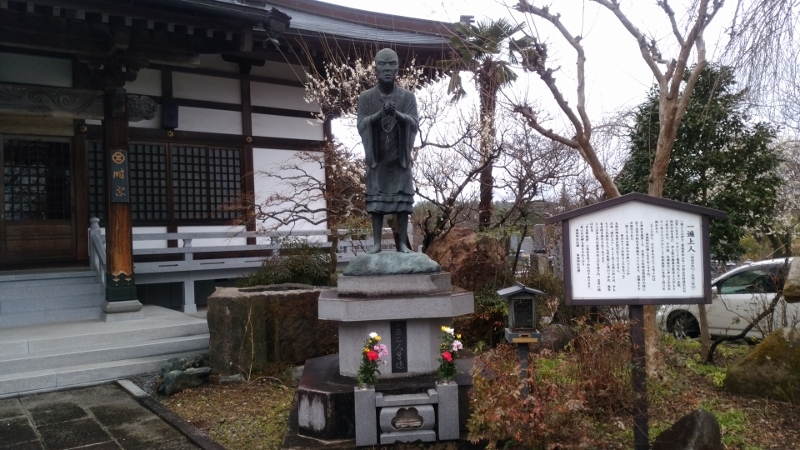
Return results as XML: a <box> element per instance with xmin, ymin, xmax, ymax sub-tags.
<box><xmin>317</xmin><ymin>0</ymin><xmax>738</xmax><ymax>121</ymax></box>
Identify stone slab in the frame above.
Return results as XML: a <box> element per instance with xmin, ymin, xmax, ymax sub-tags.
<box><xmin>100</xmin><ymin>310</ymin><xmax>145</xmax><ymax>322</ymax></box>
<box><xmin>380</xmin><ymin>404</ymin><xmax>435</xmax><ymax>432</ymax></box>
<box><xmin>338</xmin><ymin>272</ymin><xmax>451</xmax><ymax>297</ymax></box>
<box><xmin>353</xmin><ymin>387</ymin><xmax>377</xmax><ymax>446</ymax></box>
<box><xmin>343</xmin><ymin>252</ymin><xmax>441</xmax><ymax>276</ymax></box>
<box><xmin>436</xmin><ymin>382</ymin><xmax>459</xmax><ymax>440</ymax></box>
<box><xmin>380</xmin><ymin>430</ymin><xmax>436</xmax><ymax>445</ymax></box>
<box><xmin>37</xmin><ymin>417</ymin><xmax>112</xmax><ymax>449</ymax></box>
<box><xmin>376</xmin><ymin>390</ymin><xmax>438</xmax><ymax>407</ymax></box>
<box><xmin>318</xmin><ymin>290</ymin><xmax>474</xmax><ymax>322</ymax></box>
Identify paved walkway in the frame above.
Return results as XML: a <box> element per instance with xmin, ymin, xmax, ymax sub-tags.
<box><xmin>0</xmin><ymin>382</ymin><xmax>217</xmax><ymax>450</ymax></box>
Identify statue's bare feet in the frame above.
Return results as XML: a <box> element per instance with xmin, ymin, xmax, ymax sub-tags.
<box><xmin>398</xmin><ymin>243</ymin><xmax>411</xmax><ymax>253</ymax></box>
<box><xmin>367</xmin><ymin>244</ymin><xmax>382</xmax><ymax>254</ymax></box>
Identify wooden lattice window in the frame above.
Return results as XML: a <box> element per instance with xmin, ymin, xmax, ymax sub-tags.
<box><xmin>172</xmin><ymin>145</ymin><xmax>241</xmax><ymax>220</ymax></box>
<box><xmin>3</xmin><ymin>138</ymin><xmax>71</xmax><ymax>221</ymax></box>
<box><xmin>129</xmin><ymin>143</ymin><xmax>168</xmax><ymax>221</ymax></box>
<box><xmin>88</xmin><ymin>141</ymin><xmax>105</xmax><ymax>222</ymax></box>
<box><xmin>89</xmin><ymin>141</ymin><xmax>242</xmax><ymax>224</ymax></box>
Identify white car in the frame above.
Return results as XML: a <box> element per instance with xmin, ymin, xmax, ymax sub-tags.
<box><xmin>657</xmin><ymin>258</ymin><xmax>796</xmax><ymax>340</ymax></box>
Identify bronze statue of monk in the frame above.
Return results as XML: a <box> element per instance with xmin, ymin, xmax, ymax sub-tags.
<box><xmin>357</xmin><ymin>48</ymin><xmax>418</xmax><ymax>254</ymax></box>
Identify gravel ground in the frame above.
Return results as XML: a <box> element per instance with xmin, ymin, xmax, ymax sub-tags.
<box><xmin>128</xmin><ymin>372</ymin><xmax>162</xmax><ymax>397</ymax></box>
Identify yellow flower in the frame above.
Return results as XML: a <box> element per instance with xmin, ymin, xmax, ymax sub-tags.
<box><xmin>364</xmin><ymin>347</ymin><xmax>370</xmax><ymax>353</ymax></box>
<box><xmin>375</xmin><ymin>336</ymin><xmax>381</xmax><ymax>341</ymax></box>
<box><xmin>441</xmin><ymin>325</ymin><xmax>448</xmax><ymax>332</ymax></box>
<box><xmin>456</xmin><ymin>334</ymin><xmax>462</xmax><ymax>339</ymax></box>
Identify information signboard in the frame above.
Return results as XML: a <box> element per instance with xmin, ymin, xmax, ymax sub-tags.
<box><xmin>546</xmin><ymin>193</ymin><xmax>726</xmax><ymax>306</ymax></box>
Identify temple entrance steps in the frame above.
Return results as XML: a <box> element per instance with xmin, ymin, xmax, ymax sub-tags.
<box><xmin>0</xmin><ymin>269</ymin><xmax>105</xmax><ymax>328</ymax></box>
<box><xmin>0</xmin><ymin>305</ymin><xmax>209</xmax><ymax>398</ymax></box>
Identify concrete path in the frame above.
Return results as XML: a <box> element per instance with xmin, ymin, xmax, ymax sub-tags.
<box><xmin>0</xmin><ymin>382</ymin><xmax>221</xmax><ymax>450</ymax></box>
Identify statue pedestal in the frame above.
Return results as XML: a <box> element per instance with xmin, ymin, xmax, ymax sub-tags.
<box><xmin>294</xmin><ymin>253</ymin><xmax>474</xmax><ymax>443</ymax></box>
<box><xmin>319</xmin><ymin>271</ymin><xmax>473</xmax><ymax>378</ymax></box>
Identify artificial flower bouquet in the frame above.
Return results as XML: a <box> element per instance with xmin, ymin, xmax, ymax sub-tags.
<box><xmin>357</xmin><ymin>331</ymin><xmax>388</xmax><ymax>387</ymax></box>
<box><xmin>438</xmin><ymin>325</ymin><xmax>463</xmax><ymax>382</ymax></box>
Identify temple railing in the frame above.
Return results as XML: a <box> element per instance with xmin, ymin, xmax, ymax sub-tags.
<box><xmin>88</xmin><ymin>218</ymin><xmax>399</xmax><ymax>313</ymax></box>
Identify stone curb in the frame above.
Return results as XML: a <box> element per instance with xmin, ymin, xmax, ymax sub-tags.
<box><xmin>116</xmin><ymin>379</ymin><xmax>226</xmax><ymax>450</ymax></box>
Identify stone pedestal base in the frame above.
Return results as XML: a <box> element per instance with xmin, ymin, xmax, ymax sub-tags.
<box><xmin>338</xmin><ymin>318</ymin><xmax>445</xmax><ymax>378</ymax></box>
<box><xmin>318</xmin><ymin>274</ymin><xmax>474</xmax><ymax>378</ymax></box>
<box><xmin>100</xmin><ymin>300</ymin><xmax>144</xmax><ymax>322</ymax></box>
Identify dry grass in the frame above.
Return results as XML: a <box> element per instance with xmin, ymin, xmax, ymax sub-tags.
<box><xmin>156</xmin><ymin>339</ymin><xmax>800</xmax><ymax>449</ymax></box>
<box><xmin>163</xmin><ymin>375</ymin><xmax>294</xmax><ymax>450</ymax></box>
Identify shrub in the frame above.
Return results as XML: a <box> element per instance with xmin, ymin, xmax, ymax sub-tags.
<box><xmin>468</xmin><ymin>321</ymin><xmax>634</xmax><ymax>449</ymax></box>
<box><xmin>241</xmin><ymin>240</ymin><xmax>332</xmax><ymax>287</ymax></box>
<box><xmin>570</xmin><ymin>319</ymin><xmax>634</xmax><ymax>415</ymax></box>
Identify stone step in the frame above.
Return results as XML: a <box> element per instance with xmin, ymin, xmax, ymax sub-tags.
<box><xmin>0</xmin><ymin>292</ymin><xmax>105</xmax><ymax>315</ymax></box>
<box><xmin>0</xmin><ymin>321</ymin><xmax>209</xmax><ymax>357</ymax></box>
<box><xmin>0</xmin><ymin>307</ymin><xmax>103</xmax><ymax>329</ymax></box>
<box><xmin>0</xmin><ymin>334</ymin><xmax>210</xmax><ymax>376</ymax></box>
<box><xmin>0</xmin><ymin>281</ymin><xmax>104</xmax><ymax>301</ymax></box>
<box><xmin>0</xmin><ymin>350</ymin><xmax>207</xmax><ymax>398</ymax></box>
<box><xmin>0</xmin><ymin>270</ymin><xmax>97</xmax><ymax>285</ymax></box>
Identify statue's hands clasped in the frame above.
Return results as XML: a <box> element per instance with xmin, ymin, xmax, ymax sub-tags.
<box><xmin>382</xmin><ymin>100</ymin><xmax>396</xmax><ymax>117</ymax></box>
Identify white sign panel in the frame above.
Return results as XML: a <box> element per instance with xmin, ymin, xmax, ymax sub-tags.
<box><xmin>569</xmin><ymin>202</ymin><xmax>704</xmax><ymax>300</ymax></box>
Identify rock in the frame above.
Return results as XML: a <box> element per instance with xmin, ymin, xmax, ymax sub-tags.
<box><xmin>207</xmin><ymin>285</ymin><xmax>338</xmax><ymax>376</ymax></box>
<box><xmin>159</xmin><ymin>354</ymin><xmax>208</xmax><ymax>378</ymax></box>
<box><xmin>539</xmin><ymin>324</ymin><xmax>576</xmax><ymax>352</ymax></box>
<box><xmin>725</xmin><ymin>327</ymin><xmax>800</xmax><ymax>401</ymax></box>
<box><xmin>652</xmin><ymin>409</ymin><xmax>722</xmax><ymax>450</ymax></box>
<box><xmin>342</xmin><ymin>252</ymin><xmax>441</xmax><ymax>276</ymax></box>
<box><xmin>218</xmin><ymin>374</ymin><xmax>245</xmax><ymax>383</ymax></box>
<box><xmin>783</xmin><ymin>259</ymin><xmax>800</xmax><ymax>303</ymax></box>
<box><xmin>157</xmin><ymin>367</ymin><xmax>212</xmax><ymax>396</ymax></box>
<box><xmin>426</xmin><ymin>227</ymin><xmax>511</xmax><ymax>292</ymax></box>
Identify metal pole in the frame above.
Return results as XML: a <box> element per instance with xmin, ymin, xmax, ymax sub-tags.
<box><xmin>629</xmin><ymin>305</ymin><xmax>649</xmax><ymax>450</ymax></box>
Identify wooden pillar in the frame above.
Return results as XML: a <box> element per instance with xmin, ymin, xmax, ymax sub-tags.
<box><xmin>240</xmin><ymin>69</ymin><xmax>257</xmax><ymax>245</ymax></box>
<box><xmin>101</xmin><ymin>87</ymin><xmax>142</xmax><ymax>318</ymax></box>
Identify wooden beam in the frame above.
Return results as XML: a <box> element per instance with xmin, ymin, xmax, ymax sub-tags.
<box><xmin>0</xmin><ymin>83</ymin><xmax>104</xmax><ymax>119</ymax></box>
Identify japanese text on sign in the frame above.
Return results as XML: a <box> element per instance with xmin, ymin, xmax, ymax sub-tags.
<box><xmin>570</xmin><ymin>203</ymin><xmax>703</xmax><ymax>300</ymax></box>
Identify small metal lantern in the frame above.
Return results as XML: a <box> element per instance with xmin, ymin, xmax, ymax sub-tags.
<box><xmin>497</xmin><ymin>283</ymin><xmax>546</xmax><ymax>344</ymax></box>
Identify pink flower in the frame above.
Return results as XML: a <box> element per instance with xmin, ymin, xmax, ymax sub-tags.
<box><xmin>441</xmin><ymin>351</ymin><xmax>453</xmax><ymax>362</ymax></box>
<box><xmin>366</xmin><ymin>350</ymin><xmax>379</xmax><ymax>361</ymax></box>
<box><xmin>374</xmin><ymin>344</ymin><xmax>389</xmax><ymax>358</ymax></box>
<box><xmin>451</xmin><ymin>340</ymin><xmax>463</xmax><ymax>352</ymax></box>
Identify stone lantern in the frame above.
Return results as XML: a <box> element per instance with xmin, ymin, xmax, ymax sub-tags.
<box><xmin>497</xmin><ymin>283</ymin><xmax>546</xmax><ymax>345</ymax></box>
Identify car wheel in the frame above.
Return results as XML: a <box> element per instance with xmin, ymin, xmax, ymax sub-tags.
<box><xmin>670</xmin><ymin>313</ymin><xmax>700</xmax><ymax>339</ymax></box>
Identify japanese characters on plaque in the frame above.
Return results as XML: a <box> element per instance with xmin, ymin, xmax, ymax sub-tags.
<box><xmin>569</xmin><ymin>203</ymin><xmax>704</xmax><ymax>300</ymax></box>
<box><xmin>390</xmin><ymin>321</ymin><xmax>408</xmax><ymax>373</ymax></box>
<box><xmin>109</xmin><ymin>150</ymin><xmax>129</xmax><ymax>204</ymax></box>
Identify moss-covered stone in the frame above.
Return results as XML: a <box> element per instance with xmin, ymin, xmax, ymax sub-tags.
<box><xmin>725</xmin><ymin>328</ymin><xmax>800</xmax><ymax>402</ymax></box>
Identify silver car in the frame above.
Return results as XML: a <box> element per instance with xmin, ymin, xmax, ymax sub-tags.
<box><xmin>657</xmin><ymin>258</ymin><xmax>796</xmax><ymax>339</ymax></box>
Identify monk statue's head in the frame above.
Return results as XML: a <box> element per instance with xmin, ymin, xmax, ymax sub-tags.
<box><xmin>375</xmin><ymin>48</ymin><xmax>399</xmax><ymax>85</ymax></box>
